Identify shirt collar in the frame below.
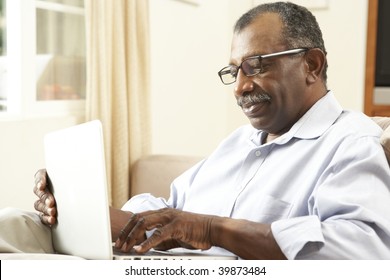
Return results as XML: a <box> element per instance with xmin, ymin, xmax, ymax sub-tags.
<box><xmin>250</xmin><ymin>91</ymin><xmax>343</xmax><ymax>146</ymax></box>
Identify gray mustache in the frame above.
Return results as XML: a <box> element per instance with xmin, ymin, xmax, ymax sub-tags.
<box><xmin>237</xmin><ymin>93</ymin><xmax>271</xmax><ymax>107</ymax></box>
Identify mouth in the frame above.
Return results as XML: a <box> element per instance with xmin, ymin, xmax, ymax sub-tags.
<box><xmin>241</xmin><ymin>102</ymin><xmax>268</xmax><ymax>117</ymax></box>
<box><xmin>237</xmin><ymin>93</ymin><xmax>271</xmax><ymax>117</ymax></box>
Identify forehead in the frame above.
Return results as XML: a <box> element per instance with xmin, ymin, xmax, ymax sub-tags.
<box><xmin>230</xmin><ymin>13</ymin><xmax>285</xmax><ymax>64</ymax></box>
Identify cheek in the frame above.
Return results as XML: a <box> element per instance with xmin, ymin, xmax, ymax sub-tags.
<box><xmin>263</xmin><ymin>81</ymin><xmax>302</xmax><ymax>120</ymax></box>
<box><xmin>254</xmin><ymin>61</ymin><xmax>307</xmax><ymax>107</ymax></box>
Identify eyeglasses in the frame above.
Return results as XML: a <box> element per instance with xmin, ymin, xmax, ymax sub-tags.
<box><xmin>218</xmin><ymin>48</ymin><xmax>308</xmax><ymax>85</ymax></box>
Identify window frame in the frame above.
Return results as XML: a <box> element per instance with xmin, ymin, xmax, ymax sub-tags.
<box><xmin>0</xmin><ymin>0</ymin><xmax>86</xmax><ymax>117</ymax></box>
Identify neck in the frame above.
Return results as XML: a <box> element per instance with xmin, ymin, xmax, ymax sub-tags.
<box><xmin>263</xmin><ymin>133</ymin><xmax>280</xmax><ymax>144</ymax></box>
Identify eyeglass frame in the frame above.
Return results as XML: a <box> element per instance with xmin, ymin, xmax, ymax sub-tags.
<box><xmin>217</xmin><ymin>48</ymin><xmax>309</xmax><ymax>85</ymax></box>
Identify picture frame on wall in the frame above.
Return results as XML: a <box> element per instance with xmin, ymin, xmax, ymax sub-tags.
<box><xmin>172</xmin><ymin>0</ymin><xmax>200</xmax><ymax>6</ymax></box>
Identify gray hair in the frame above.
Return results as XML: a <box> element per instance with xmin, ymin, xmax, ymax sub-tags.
<box><xmin>234</xmin><ymin>2</ymin><xmax>328</xmax><ymax>82</ymax></box>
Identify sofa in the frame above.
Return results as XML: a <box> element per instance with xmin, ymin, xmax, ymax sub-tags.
<box><xmin>372</xmin><ymin>117</ymin><xmax>390</xmax><ymax>164</ymax></box>
<box><xmin>130</xmin><ymin>154</ymin><xmax>203</xmax><ymax>199</ymax></box>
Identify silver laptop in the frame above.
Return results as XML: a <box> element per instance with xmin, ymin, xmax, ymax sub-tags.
<box><xmin>44</xmin><ymin>120</ymin><xmax>236</xmax><ymax>260</ymax></box>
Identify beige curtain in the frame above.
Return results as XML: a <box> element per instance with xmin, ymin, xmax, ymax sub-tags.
<box><xmin>84</xmin><ymin>0</ymin><xmax>151</xmax><ymax>208</ymax></box>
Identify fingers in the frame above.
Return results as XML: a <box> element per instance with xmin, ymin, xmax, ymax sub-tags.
<box><xmin>38</xmin><ymin>212</ymin><xmax>56</xmax><ymax>225</ymax></box>
<box><xmin>114</xmin><ymin>214</ymin><xmax>136</xmax><ymax>249</ymax></box>
<box><xmin>34</xmin><ymin>187</ymin><xmax>55</xmax><ymax>208</ymax></box>
<box><xmin>34</xmin><ymin>197</ymin><xmax>56</xmax><ymax>216</ymax></box>
<box><xmin>115</xmin><ymin>209</ymin><xmax>206</xmax><ymax>254</ymax></box>
<box><xmin>33</xmin><ymin>181</ymin><xmax>56</xmax><ymax>214</ymax></box>
<box><xmin>114</xmin><ymin>210</ymin><xmax>163</xmax><ymax>252</ymax></box>
<box><xmin>34</xmin><ymin>169</ymin><xmax>47</xmax><ymax>192</ymax></box>
<box><xmin>34</xmin><ymin>197</ymin><xmax>57</xmax><ymax>226</ymax></box>
<box><xmin>33</xmin><ymin>169</ymin><xmax>54</xmax><ymax>200</ymax></box>
<box><xmin>115</xmin><ymin>213</ymin><xmax>151</xmax><ymax>251</ymax></box>
<box><xmin>33</xmin><ymin>169</ymin><xmax>57</xmax><ymax>226</ymax></box>
<box><xmin>134</xmin><ymin>226</ymin><xmax>173</xmax><ymax>254</ymax></box>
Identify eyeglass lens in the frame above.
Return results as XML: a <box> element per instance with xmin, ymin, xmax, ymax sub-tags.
<box><xmin>219</xmin><ymin>57</ymin><xmax>261</xmax><ymax>84</ymax></box>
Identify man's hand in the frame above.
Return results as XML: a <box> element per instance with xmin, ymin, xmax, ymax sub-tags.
<box><xmin>33</xmin><ymin>169</ymin><xmax>57</xmax><ymax>226</ymax></box>
<box><xmin>114</xmin><ymin>208</ymin><xmax>215</xmax><ymax>253</ymax></box>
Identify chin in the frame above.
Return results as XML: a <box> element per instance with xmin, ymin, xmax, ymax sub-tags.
<box><xmin>248</xmin><ymin>118</ymin><xmax>269</xmax><ymax>130</ymax></box>
<box><xmin>249</xmin><ymin>119</ymin><xmax>279</xmax><ymax>136</ymax></box>
<box><xmin>249</xmin><ymin>119</ymin><xmax>268</xmax><ymax>131</ymax></box>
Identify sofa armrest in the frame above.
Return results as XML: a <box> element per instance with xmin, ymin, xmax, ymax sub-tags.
<box><xmin>372</xmin><ymin>117</ymin><xmax>390</xmax><ymax>164</ymax></box>
<box><xmin>130</xmin><ymin>154</ymin><xmax>203</xmax><ymax>199</ymax></box>
<box><xmin>0</xmin><ymin>253</ymin><xmax>84</xmax><ymax>260</ymax></box>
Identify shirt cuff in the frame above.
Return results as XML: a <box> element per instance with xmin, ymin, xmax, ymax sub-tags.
<box><xmin>271</xmin><ymin>215</ymin><xmax>325</xmax><ymax>259</ymax></box>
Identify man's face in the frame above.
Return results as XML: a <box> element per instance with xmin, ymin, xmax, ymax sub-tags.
<box><xmin>230</xmin><ymin>13</ymin><xmax>312</xmax><ymax>136</ymax></box>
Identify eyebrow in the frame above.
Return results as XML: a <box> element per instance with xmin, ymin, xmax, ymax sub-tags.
<box><xmin>228</xmin><ymin>55</ymin><xmax>261</xmax><ymax>68</ymax></box>
<box><xmin>229</xmin><ymin>49</ymin><xmax>268</xmax><ymax>66</ymax></box>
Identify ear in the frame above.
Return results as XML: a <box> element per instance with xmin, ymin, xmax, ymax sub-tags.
<box><xmin>304</xmin><ymin>48</ymin><xmax>326</xmax><ymax>84</ymax></box>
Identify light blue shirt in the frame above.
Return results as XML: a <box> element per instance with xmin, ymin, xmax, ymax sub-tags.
<box><xmin>122</xmin><ymin>92</ymin><xmax>390</xmax><ymax>259</ymax></box>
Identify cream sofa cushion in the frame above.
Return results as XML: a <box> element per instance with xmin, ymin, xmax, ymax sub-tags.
<box><xmin>130</xmin><ymin>154</ymin><xmax>203</xmax><ymax>199</ymax></box>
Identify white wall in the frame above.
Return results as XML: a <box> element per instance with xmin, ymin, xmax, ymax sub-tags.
<box><xmin>313</xmin><ymin>0</ymin><xmax>368</xmax><ymax>110</ymax></box>
<box><xmin>148</xmin><ymin>0</ymin><xmax>242</xmax><ymax>157</ymax></box>
<box><xmin>0</xmin><ymin>0</ymin><xmax>369</xmax><ymax>210</ymax></box>
<box><xmin>0</xmin><ymin>115</ymin><xmax>83</xmax><ymax>211</ymax></box>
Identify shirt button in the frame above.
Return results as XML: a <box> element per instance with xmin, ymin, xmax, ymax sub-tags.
<box><xmin>255</xmin><ymin>150</ymin><xmax>261</xmax><ymax>157</ymax></box>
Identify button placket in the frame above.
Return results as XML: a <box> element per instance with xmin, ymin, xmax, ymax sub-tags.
<box><xmin>224</xmin><ymin>147</ymin><xmax>272</xmax><ymax>217</ymax></box>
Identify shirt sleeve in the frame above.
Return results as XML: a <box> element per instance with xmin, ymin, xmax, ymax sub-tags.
<box><xmin>121</xmin><ymin>193</ymin><xmax>170</xmax><ymax>212</ymax></box>
<box><xmin>271</xmin><ymin>216</ymin><xmax>324</xmax><ymax>259</ymax></box>
<box><xmin>271</xmin><ymin>135</ymin><xmax>390</xmax><ymax>259</ymax></box>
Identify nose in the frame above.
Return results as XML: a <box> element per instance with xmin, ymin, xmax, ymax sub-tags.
<box><xmin>234</xmin><ymin>69</ymin><xmax>254</xmax><ymax>97</ymax></box>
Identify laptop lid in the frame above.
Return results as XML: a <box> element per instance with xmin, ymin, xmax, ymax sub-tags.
<box><xmin>44</xmin><ymin>120</ymin><xmax>113</xmax><ymax>260</ymax></box>
<box><xmin>44</xmin><ymin>120</ymin><xmax>236</xmax><ymax>260</ymax></box>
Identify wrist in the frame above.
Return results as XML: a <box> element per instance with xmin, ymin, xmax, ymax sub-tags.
<box><xmin>208</xmin><ymin>215</ymin><xmax>224</xmax><ymax>247</ymax></box>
